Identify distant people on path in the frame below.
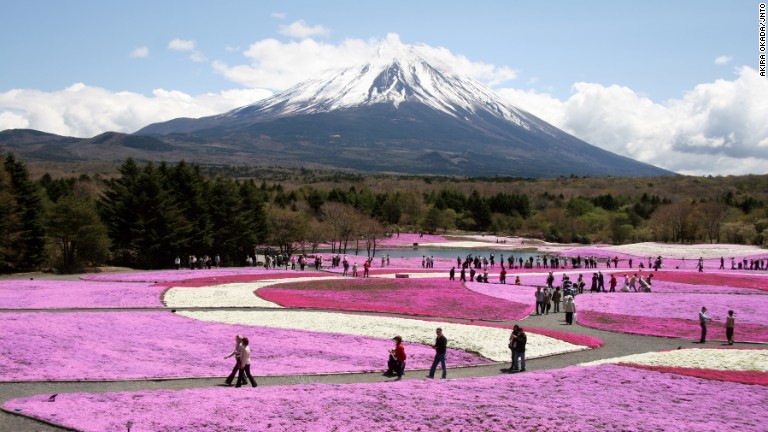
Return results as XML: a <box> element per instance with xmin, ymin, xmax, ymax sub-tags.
<box><xmin>449</xmin><ymin>267</ymin><xmax>455</xmax><ymax>281</ymax></box>
<box><xmin>174</xmin><ymin>256</ymin><xmax>181</xmax><ymax>270</ymax></box>
<box><xmin>427</xmin><ymin>328</ymin><xmax>448</xmax><ymax>379</ymax></box>
<box><xmin>698</xmin><ymin>257</ymin><xmax>704</xmax><ymax>272</ymax></box>
<box><xmin>235</xmin><ymin>337</ymin><xmax>257</xmax><ymax>387</ymax></box>
<box><xmin>564</xmin><ymin>295</ymin><xmax>576</xmax><ymax>325</ymax></box>
<box><xmin>224</xmin><ymin>334</ymin><xmax>245</xmax><ymax>386</ymax></box>
<box><xmin>698</xmin><ymin>306</ymin><xmax>713</xmax><ymax>344</ymax></box>
<box><xmin>609</xmin><ymin>274</ymin><xmax>617</xmax><ymax>292</ymax></box>
<box><xmin>726</xmin><ymin>310</ymin><xmax>735</xmax><ymax>345</ymax></box>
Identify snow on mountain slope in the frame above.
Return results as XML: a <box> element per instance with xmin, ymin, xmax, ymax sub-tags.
<box><xmin>224</xmin><ymin>41</ymin><xmax>534</xmax><ymax>130</ymax></box>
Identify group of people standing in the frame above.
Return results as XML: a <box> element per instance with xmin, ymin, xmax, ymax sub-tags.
<box><xmin>385</xmin><ymin>328</ymin><xmax>449</xmax><ymax>380</ymax></box>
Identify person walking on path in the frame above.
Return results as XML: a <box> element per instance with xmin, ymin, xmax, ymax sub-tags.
<box><xmin>224</xmin><ymin>335</ymin><xmax>245</xmax><ymax>386</ymax></box>
<box><xmin>507</xmin><ymin>325</ymin><xmax>520</xmax><ymax>372</ymax></box>
<box><xmin>552</xmin><ymin>287</ymin><xmax>562</xmax><ymax>313</ymax></box>
<box><xmin>609</xmin><ymin>274</ymin><xmax>617</xmax><ymax>292</ymax></box>
<box><xmin>563</xmin><ymin>295</ymin><xmax>576</xmax><ymax>325</ymax></box>
<box><xmin>235</xmin><ymin>337</ymin><xmax>257</xmax><ymax>387</ymax></box>
<box><xmin>427</xmin><ymin>328</ymin><xmax>448</xmax><ymax>379</ymax></box>
<box><xmin>698</xmin><ymin>257</ymin><xmax>704</xmax><ymax>273</ymax></box>
<box><xmin>698</xmin><ymin>306</ymin><xmax>713</xmax><ymax>343</ymax></box>
<box><xmin>535</xmin><ymin>287</ymin><xmax>545</xmax><ymax>315</ymax></box>
<box><xmin>513</xmin><ymin>326</ymin><xmax>527</xmax><ymax>372</ymax></box>
<box><xmin>726</xmin><ymin>310</ymin><xmax>736</xmax><ymax>345</ymax></box>
<box><xmin>449</xmin><ymin>267</ymin><xmax>455</xmax><ymax>281</ymax></box>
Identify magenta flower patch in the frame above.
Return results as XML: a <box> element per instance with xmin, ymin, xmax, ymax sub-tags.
<box><xmin>257</xmin><ymin>277</ymin><xmax>530</xmax><ymax>320</ymax></box>
<box><xmin>5</xmin><ymin>364</ymin><xmax>765</xmax><ymax>432</ymax></box>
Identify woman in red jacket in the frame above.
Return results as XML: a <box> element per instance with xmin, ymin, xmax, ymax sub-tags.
<box><xmin>390</xmin><ymin>336</ymin><xmax>407</xmax><ymax>379</ymax></box>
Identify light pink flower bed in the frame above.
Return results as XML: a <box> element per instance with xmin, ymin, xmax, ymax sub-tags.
<box><xmin>463</xmin><ymin>282</ymin><xmax>536</xmax><ymax>316</ymax></box>
<box><xmin>0</xmin><ymin>312</ymin><xmax>487</xmax><ymax>381</ymax></box>
<box><xmin>651</xmin><ymin>271</ymin><xmax>768</xmax><ymax>292</ymax></box>
<box><xmin>576</xmin><ymin>292</ymin><xmax>768</xmax><ymax>342</ymax></box>
<box><xmin>6</xmin><ymin>364</ymin><xmax>764</xmax><ymax>432</ymax></box>
<box><xmin>80</xmin><ymin>268</ymin><xmax>315</xmax><ymax>283</ymax></box>
<box><xmin>156</xmin><ymin>272</ymin><xmax>331</xmax><ymax>288</ymax></box>
<box><xmin>256</xmin><ymin>278</ymin><xmax>530</xmax><ymax>320</ymax></box>
<box><xmin>622</xmin><ymin>363</ymin><xmax>768</xmax><ymax>386</ymax></box>
<box><xmin>0</xmin><ymin>280</ymin><xmax>166</xmax><ymax>309</ymax></box>
<box><xmin>578</xmin><ymin>311</ymin><xmax>768</xmax><ymax>343</ymax></box>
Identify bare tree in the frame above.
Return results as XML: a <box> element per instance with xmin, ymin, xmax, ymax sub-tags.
<box><xmin>358</xmin><ymin>214</ymin><xmax>386</xmax><ymax>258</ymax></box>
<box><xmin>320</xmin><ymin>202</ymin><xmax>357</xmax><ymax>253</ymax></box>
<box><xmin>266</xmin><ymin>207</ymin><xmax>307</xmax><ymax>255</ymax></box>
<box><xmin>695</xmin><ymin>201</ymin><xmax>729</xmax><ymax>243</ymax></box>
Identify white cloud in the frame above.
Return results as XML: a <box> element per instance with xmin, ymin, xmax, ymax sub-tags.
<box><xmin>497</xmin><ymin>66</ymin><xmax>768</xmax><ymax>175</ymax></box>
<box><xmin>189</xmin><ymin>51</ymin><xmax>208</xmax><ymax>63</ymax></box>
<box><xmin>714</xmin><ymin>55</ymin><xmax>732</xmax><ymax>65</ymax></box>
<box><xmin>0</xmin><ymin>84</ymin><xmax>271</xmax><ymax>137</ymax></box>
<box><xmin>213</xmin><ymin>33</ymin><xmax>517</xmax><ymax>91</ymax></box>
<box><xmin>2</xmin><ymin>34</ymin><xmax>765</xmax><ymax>176</ymax></box>
<box><xmin>168</xmin><ymin>38</ymin><xmax>195</xmax><ymax>52</ymax></box>
<box><xmin>271</xmin><ymin>12</ymin><xmax>286</xmax><ymax>19</ymax></box>
<box><xmin>278</xmin><ymin>20</ymin><xmax>330</xmax><ymax>38</ymax></box>
<box><xmin>129</xmin><ymin>47</ymin><xmax>149</xmax><ymax>58</ymax></box>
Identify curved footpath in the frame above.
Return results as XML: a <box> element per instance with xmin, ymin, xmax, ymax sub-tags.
<box><xmin>2</xmin><ymin>305</ymin><xmax>760</xmax><ymax>432</ymax></box>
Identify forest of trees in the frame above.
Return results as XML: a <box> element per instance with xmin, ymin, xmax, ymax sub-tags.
<box><xmin>1</xmin><ymin>151</ymin><xmax>767</xmax><ymax>273</ymax></box>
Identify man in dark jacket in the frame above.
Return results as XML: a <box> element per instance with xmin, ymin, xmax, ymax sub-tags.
<box><xmin>426</xmin><ymin>328</ymin><xmax>448</xmax><ymax>379</ymax></box>
<box><xmin>514</xmin><ymin>327</ymin><xmax>527</xmax><ymax>372</ymax></box>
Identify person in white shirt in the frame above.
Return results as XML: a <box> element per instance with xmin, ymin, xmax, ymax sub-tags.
<box><xmin>235</xmin><ymin>337</ymin><xmax>257</xmax><ymax>387</ymax></box>
<box><xmin>224</xmin><ymin>335</ymin><xmax>245</xmax><ymax>386</ymax></box>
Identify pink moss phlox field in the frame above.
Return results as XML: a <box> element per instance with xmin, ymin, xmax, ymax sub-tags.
<box><xmin>651</xmin><ymin>271</ymin><xmax>768</xmax><ymax>292</ymax></box>
<box><xmin>0</xmin><ymin>280</ymin><xmax>165</xmax><ymax>309</ymax></box>
<box><xmin>578</xmin><ymin>311</ymin><xmax>768</xmax><ymax>343</ymax></box>
<box><xmin>256</xmin><ymin>277</ymin><xmax>529</xmax><ymax>320</ymax></box>
<box><xmin>621</xmin><ymin>363</ymin><xmax>768</xmax><ymax>386</ymax></box>
<box><xmin>157</xmin><ymin>272</ymin><xmax>331</xmax><ymax>288</ymax></box>
<box><xmin>80</xmin><ymin>267</ymin><xmax>318</xmax><ymax>283</ymax></box>
<box><xmin>7</xmin><ymin>364</ymin><xmax>766</xmax><ymax>432</ymax></box>
<box><xmin>0</xmin><ymin>312</ymin><xmax>487</xmax><ymax>381</ymax></box>
<box><xmin>576</xmin><ymin>292</ymin><xmax>768</xmax><ymax>325</ymax></box>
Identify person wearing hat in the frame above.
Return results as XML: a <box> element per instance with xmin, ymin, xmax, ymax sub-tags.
<box><xmin>385</xmin><ymin>336</ymin><xmax>407</xmax><ymax>379</ymax></box>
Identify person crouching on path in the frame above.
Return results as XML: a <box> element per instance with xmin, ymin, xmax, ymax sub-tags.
<box><xmin>390</xmin><ymin>336</ymin><xmax>407</xmax><ymax>379</ymax></box>
<box><xmin>235</xmin><ymin>337</ymin><xmax>257</xmax><ymax>387</ymax></box>
<box><xmin>427</xmin><ymin>328</ymin><xmax>448</xmax><ymax>379</ymax></box>
<box><xmin>224</xmin><ymin>335</ymin><xmax>245</xmax><ymax>386</ymax></box>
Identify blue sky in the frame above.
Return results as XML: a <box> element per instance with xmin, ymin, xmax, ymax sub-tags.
<box><xmin>0</xmin><ymin>0</ymin><xmax>765</xmax><ymax>175</ymax></box>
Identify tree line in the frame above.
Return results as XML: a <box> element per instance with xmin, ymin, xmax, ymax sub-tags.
<box><xmin>1</xmin><ymin>152</ymin><xmax>766</xmax><ymax>273</ymax></box>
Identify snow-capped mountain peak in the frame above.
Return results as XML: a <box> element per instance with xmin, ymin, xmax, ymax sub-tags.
<box><xmin>229</xmin><ymin>41</ymin><xmax>529</xmax><ymax>127</ymax></box>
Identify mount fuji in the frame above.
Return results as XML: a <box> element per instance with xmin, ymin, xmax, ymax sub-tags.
<box><xmin>131</xmin><ymin>44</ymin><xmax>672</xmax><ymax>177</ymax></box>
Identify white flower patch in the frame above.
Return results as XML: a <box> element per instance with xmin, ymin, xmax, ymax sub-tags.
<box><xmin>603</xmin><ymin>242</ymin><xmax>766</xmax><ymax>259</ymax></box>
<box><xmin>177</xmin><ymin>310</ymin><xmax>587</xmax><ymax>362</ymax></box>
<box><xmin>163</xmin><ymin>277</ymin><xmax>346</xmax><ymax>309</ymax></box>
<box><xmin>580</xmin><ymin>348</ymin><xmax>768</xmax><ymax>372</ymax></box>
